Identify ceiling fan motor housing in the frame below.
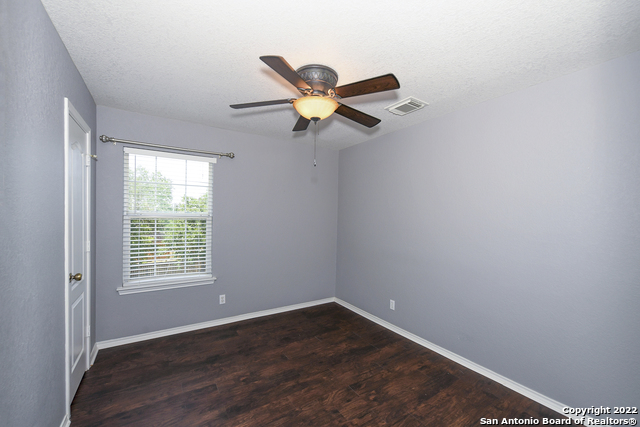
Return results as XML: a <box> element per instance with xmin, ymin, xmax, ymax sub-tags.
<box><xmin>296</xmin><ymin>64</ymin><xmax>338</xmax><ymax>95</ymax></box>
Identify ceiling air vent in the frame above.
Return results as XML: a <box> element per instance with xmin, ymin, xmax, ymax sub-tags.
<box><xmin>385</xmin><ymin>97</ymin><xmax>427</xmax><ymax>116</ymax></box>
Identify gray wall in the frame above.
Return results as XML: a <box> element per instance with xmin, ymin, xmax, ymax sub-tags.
<box><xmin>0</xmin><ymin>0</ymin><xmax>97</xmax><ymax>426</ymax></box>
<box><xmin>95</xmin><ymin>106</ymin><xmax>338</xmax><ymax>341</ymax></box>
<box><xmin>337</xmin><ymin>51</ymin><xmax>640</xmax><ymax>408</ymax></box>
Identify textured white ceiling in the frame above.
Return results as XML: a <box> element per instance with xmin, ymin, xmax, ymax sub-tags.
<box><xmin>41</xmin><ymin>0</ymin><xmax>640</xmax><ymax>150</ymax></box>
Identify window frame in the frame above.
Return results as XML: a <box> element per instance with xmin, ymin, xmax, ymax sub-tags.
<box><xmin>117</xmin><ymin>147</ymin><xmax>217</xmax><ymax>295</ymax></box>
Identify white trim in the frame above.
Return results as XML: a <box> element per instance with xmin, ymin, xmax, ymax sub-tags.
<box><xmin>117</xmin><ymin>277</ymin><xmax>216</xmax><ymax>295</ymax></box>
<box><xmin>333</xmin><ymin>298</ymin><xmax>568</xmax><ymax>418</ymax></box>
<box><xmin>63</xmin><ymin>99</ymin><xmax>70</xmax><ymax>421</ymax></box>
<box><xmin>96</xmin><ymin>297</ymin><xmax>334</xmax><ymax>350</ymax></box>
<box><xmin>90</xmin><ymin>342</ymin><xmax>99</xmax><ymax>366</ymax></box>
<box><xmin>59</xmin><ymin>414</ymin><xmax>71</xmax><ymax>427</ymax></box>
<box><xmin>122</xmin><ymin>148</ymin><xmax>215</xmax><ymax>290</ymax></box>
<box><xmin>124</xmin><ymin>273</ymin><xmax>214</xmax><ymax>286</ymax></box>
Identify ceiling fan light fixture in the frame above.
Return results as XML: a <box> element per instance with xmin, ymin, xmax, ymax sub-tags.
<box><xmin>293</xmin><ymin>96</ymin><xmax>339</xmax><ymax>121</ymax></box>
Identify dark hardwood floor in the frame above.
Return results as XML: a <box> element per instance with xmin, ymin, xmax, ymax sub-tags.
<box><xmin>71</xmin><ymin>303</ymin><xmax>568</xmax><ymax>426</ymax></box>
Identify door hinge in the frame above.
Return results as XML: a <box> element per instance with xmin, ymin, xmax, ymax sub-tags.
<box><xmin>85</xmin><ymin>154</ymin><xmax>91</xmax><ymax>166</ymax></box>
<box><xmin>85</xmin><ymin>328</ymin><xmax>91</xmax><ymax>338</ymax></box>
<box><xmin>86</xmin><ymin>240</ymin><xmax>91</xmax><ymax>252</ymax></box>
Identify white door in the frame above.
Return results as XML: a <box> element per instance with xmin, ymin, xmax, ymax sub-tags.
<box><xmin>64</xmin><ymin>99</ymin><xmax>91</xmax><ymax>412</ymax></box>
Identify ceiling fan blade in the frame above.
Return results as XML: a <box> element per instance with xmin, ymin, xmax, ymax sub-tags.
<box><xmin>230</xmin><ymin>98</ymin><xmax>294</xmax><ymax>109</ymax></box>
<box><xmin>260</xmin><ymin>56</ymin><xmax>311</xmax><ymax>90</ymax></box>
<box><xmin>292</xmin><ymin>115</ymin><xmax>311</xmax><ymax>132</ymax></box>
<box><xmin>335</xmin><ymin>104</ymin><xmax>381</xmax><ymax>128</ymax></box>
<box><xmin>335</xmin><ymin>74</ymin><xmax>400</xmax><ymax>99</ymax></box>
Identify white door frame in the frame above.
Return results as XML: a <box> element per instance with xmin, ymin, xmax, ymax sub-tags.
<box><xmin>63</xmin><ymin>98</ymin><xmax>92</xmax><ymax>417</ymax></box>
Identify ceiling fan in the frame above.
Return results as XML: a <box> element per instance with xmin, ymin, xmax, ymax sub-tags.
<box><xmin>230</xmin><ymin>56</ymin><xmax>400</xmax><ymax>131</ymax></box>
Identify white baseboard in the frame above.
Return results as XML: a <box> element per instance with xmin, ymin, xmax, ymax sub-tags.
<box><xmin>90</xmin><ymin>342</ymin><xmax>99</xmax><ymax>366</ymax></box>
<box><xmin>96</xmin><ymin>297</ymin><xmax>334</xmax><ymax>350</ymax></box>
<box><xmin>334</xmin><ymin>298</ymin><xmax>570</xmax><ymax>418</ymax></box>
<box><xmin>59</xmin><ymin>414</ymin><xmax>71</xmax><ymax>427</ymax></box>
<box><xmin>91</xmin><ymin>296</ymin><xmax>584</xmax><ymax>423</ymax></box>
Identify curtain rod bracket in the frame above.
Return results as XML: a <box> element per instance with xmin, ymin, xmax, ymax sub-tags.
<box><xmin>99</xmin><ymin>135</ymin><xmax>235</xmax><ymax>159</ymax></box>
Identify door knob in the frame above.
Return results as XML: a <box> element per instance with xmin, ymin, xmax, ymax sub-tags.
<box><xmin>69</xmin><ymin>273</ymin><xmax>82</xmax><ymax>281</ymax></box>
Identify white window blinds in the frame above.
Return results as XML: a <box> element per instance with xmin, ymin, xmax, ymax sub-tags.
<box><xmin>122</xmin><ymin>148</ymin><xmax>216</xmax><ymax>290</ymax></box>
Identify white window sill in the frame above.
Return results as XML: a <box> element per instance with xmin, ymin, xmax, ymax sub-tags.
<box><xmin>117</xmin><ymin>276</ymin><xmax>216</xmax><ymax>295</ymax></box>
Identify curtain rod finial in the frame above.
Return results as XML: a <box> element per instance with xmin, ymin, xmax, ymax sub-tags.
<box><xmin>99</xmin><ymin>135</ymin><xmax>116</xmax><ymax>145</ymax></box>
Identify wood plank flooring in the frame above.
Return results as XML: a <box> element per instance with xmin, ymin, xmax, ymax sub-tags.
<box><xmin>71</xmin><ymin>303</ymin><xmax>569</xmax><ymax>426</ymax></box>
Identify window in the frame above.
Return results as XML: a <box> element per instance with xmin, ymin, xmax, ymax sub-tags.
<box><xmin>117</xmin><ymin>147</ymin><xmax>216</xmax><ymax>295</ymax></box>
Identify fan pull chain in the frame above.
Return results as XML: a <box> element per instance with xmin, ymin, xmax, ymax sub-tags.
<box><xmin>314</xmin><ymin>121</ymin><xmax>317</xmax><ymax>167</ymax></box>
<box><xmin>313</xmin><ymin>118</ymin><xmax>319</xmax><ymax>167</ymax></box>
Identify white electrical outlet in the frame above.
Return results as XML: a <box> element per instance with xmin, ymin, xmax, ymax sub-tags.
<box><xmin>219</xmin><ymin>294</ymin><xmax>226</xmax><ymax>304</ymax></box>
<box><xmin>390</xmin><ymin>299</ymin><xmax>395</xmax><ymax>310</ymax></box>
